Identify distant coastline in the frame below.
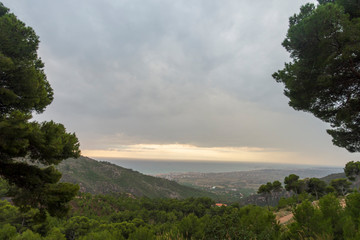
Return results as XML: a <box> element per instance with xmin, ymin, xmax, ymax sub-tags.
<box><xmin>94</xmin><ymin>157</ymin><xmax>343</xmax><ymax>175</ymax></box>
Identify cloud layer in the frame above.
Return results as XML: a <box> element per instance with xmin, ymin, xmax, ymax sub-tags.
<box><xmin>3</xmin><ymin>0</ymin><xmax>359</xmax><ymax>166</ymax></box>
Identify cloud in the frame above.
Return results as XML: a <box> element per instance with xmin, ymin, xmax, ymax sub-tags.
<box><xmin>82</xmin><ymin>143</ymin><xmax>298</xmax><ymax>163</ymax></box>
<box><xmin>4</xmin><ymin>0</ymin><xmax>358</xmax><ymax>166</ymax></box>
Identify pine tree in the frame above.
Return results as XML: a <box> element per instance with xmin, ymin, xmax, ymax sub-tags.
<box><xmin>0</xmin><ymin>2</ymin><xmax>80</xmax><ymax>217</ymax></box>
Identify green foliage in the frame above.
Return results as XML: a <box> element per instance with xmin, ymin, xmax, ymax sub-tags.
<box><xmin>0</xmin><ymin>4</ymin><xmax>51</xmax><ymax>114</ymax></box>
<box><xmin>64</xmin><ymin>216</ymin><xmax>99</xmax><ymax>240</ymax></box>
<box><xmin>79</xmin><ymin>229</ymin><xmax>125</xmax><ymax>240</ymax></box>
<box><xmin>307</xmin><ymin>177</ymin><xmax>327</xmax><ymax>199</ymax></box>
<box><xmin>273</xmin><ymin>0</ymin><xmax>360</xmax><ymax>152</ymax></box>
<box><xmin>280</xmin><ymin>190</ymin><xmax>360</xmax><ymax>239</ymax></box>
<box><xmin>62</xmin><ymin>194</ymin><xmax>283</xmax><ymax>239</ymax></box>
<box><xmin>325</xmin><ymin>185</ymin><xmax>336</xmax><ymax>194</ymax></box>
<box><xmin>0</xmin><ymin>178</ymin><xmax>10</xmax><ymax>197</ymax></box>
<box><xmin>344</xmin><ymin>161</ymin><xmax>360</xmax><ymax>181</ymax></box>
<box><xmin>177</xmin><ymin>213</ymin><xmax>204</xmax><ymax>239</ymax></box>
<box><xmin>44</xmin><ymin>228</ymin><xmax>66</xmax><ymax>240</ymax></box>
<box><xmin>345</xmin><ymin>191</ymin><xmax>360</xmax><ymax>225</ymax></box>
<box><xmin>238</xmin><ymin>205</ymin><xmax>280</xmax><ymax>239</ymax></box>
<box><xmin>0</xmin><ymin>2</ymin><xmax>80</xmax><ymax>217</ymax></box>
<box><xmin>277</xmin><ymin>196</ymin><xmax>297</xmax><ymax>209</ymax></box>
<box><xmin>272</xmin><ymin>180</ymin><xmax>283</xmax><ymax>192</ymax></box>
<box><xmin>0</xmin><ymin>199</ymin><xmax>19</xmax><ymax>226</ymax></box>
<box><xmin>258</xmin><ymin>180</ymin><xmax>284</xmax><ymax>209</ymax></box>
<box><xmin>341</xmin><ymin>215</ymin><xmax>358</xmax><ymax>239</ymax></box>
<box><xmin>289</xmin><ymin>200</ymin><xmax>333</xmax><ymax>239</ymax></box>
<box><xmin>2</xmin><ymin>188</ymin><xmax>360</xmax><ymax>239</ymax></box>
<box><xmin>0</xmin><ymin>224</ymin><xmax>17</xmax><ymax>240</ymax></box>
<box><xmin>318</xmin><ymin>194</ymin><xmax>343</xmax><ymax>237</ymax></box>
<box><xmin>57</xmin><ymin>157</ymin><xmax>218</xmax><ymax>200</ymax></box>
<box><xmin>336</xmin><ymin>0</ymin><xmax>360</xmax><ymax>18</ymax></box>
<box><xmin>202</xmin><ymin>205</ymin><xmax>280</xmax><ymax>239</ymax></box>
<box><xmin>258</xmin><ymin>182</ymin><xmax>273</xmax><ymax>195</ymax></box>
<box><xmin>14</xmin><ymin>229</ymin><xmax>42</xmax><ymax>240</ymax></box>
<box><xmin>284</xmin><ymin>174</ymin><xmax>305</xmax><ymax>195</ymax></box>
<box><xmin>330</xmin><ymin>178</ymin><xmax>352</xmax><ymax>196</ymax></box>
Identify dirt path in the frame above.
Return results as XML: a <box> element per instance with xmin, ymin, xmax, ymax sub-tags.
<box><xmin>276</xmin><ymin>198</ymin><xmax>346</xmax><ymax>225</ymax></box>
<box><xmin>277</xmin><ymin>213</ymin><xmax>294</xmax><ymax>224</ymax></box>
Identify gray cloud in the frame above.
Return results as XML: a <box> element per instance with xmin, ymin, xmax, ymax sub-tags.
<box><xmin>3</xmin><ymin>0</ymin><xmax>359</xmax><ymax>165</ymax></box>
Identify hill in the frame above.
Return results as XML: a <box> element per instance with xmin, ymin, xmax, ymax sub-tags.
<box><xmin>320</xmin><ymin>172</ymin><xmax>360</xmax><ymax>189</ymax></box>
<box><xmin>57</xmin><ymin>156</ymin><xmax>218</xmax><ymax>199</ymax></box>
<box><xmin>320</xmin><ymin>172</ymin><xmax>346</xmax><ymax>183</ymax></box>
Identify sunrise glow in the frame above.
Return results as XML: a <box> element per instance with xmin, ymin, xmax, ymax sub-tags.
<box><xmin>82</xmin><ymin>144</ymin><xmax>310</xmax><ymax>164</ymax></box>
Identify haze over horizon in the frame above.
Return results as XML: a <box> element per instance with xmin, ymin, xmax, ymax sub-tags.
<box><xmin>3</xmin><ymin>0</ymin><xmax>359</xmax><ymax>167</ymax></box>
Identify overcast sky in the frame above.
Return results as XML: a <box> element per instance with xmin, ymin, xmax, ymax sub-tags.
<box><xmin>3</xmin><ymin>0</ymin><xmax>359</xmax><ymax>166</ymax></box>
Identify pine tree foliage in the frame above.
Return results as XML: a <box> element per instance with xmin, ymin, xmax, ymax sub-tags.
<box><xmin>273</xmin><ymin>0</ymin><xmax>360</xmax><ymax>152</ymax></box>
<box><xmin>0</xmin><ymin>2</ymin><xmax>80</xmax><ymax>217</ymax></box>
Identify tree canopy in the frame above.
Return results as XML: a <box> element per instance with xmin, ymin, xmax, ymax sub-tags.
<box><xmin>284</xmin><ymin>174</ymin><xmax>305</xmax><ymax>195</ymax></box>
<box><xmin>273</xmin><ymin>0</ymin><xmax>360</xmax><ymax>152</ymax></box>
<box><xmin>0</xmin><ymin>2</ymin><xmax>80</xmax><ymax>217</ymax></box>
<box><xmin>258</xmin><ymin>180</ymin><xmax>283</xmax><ymax>209</ymax></box>
<box><xmin>344</xmin><ymin>160</ymin><xmax>360</xmax><ymax>180</ymax></box>
<box><xmin>306</xmin><ymin>177</ymin><xmax>327</xmax><ymax>199</ymax></box>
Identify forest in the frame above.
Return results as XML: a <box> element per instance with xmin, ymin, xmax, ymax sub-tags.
<box><xmin>1</xmin><ymin>0</ymin><xmax>360</xmax><ymax>239</ymax></box>
<box><xmin>1</xmin><ymin>162</ymin><xmax>360</xmax><ymax>239</ymax></box>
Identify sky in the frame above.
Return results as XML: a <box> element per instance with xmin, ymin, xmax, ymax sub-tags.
<box><xmin>3</xmin><ymin>0</ymin><xmax>359</xmax><ymax>166</ymax></box>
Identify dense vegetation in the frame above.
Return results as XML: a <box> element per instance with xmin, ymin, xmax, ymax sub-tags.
<box><xmin>2</xmin><ymin>184</ymin><xmax>360</xmax><ymax>239</ymax></box>
<box><xmin>1</xmin><ymin>0</ymin><xmax>360</xmax><ymax>239</ymax></box>
<box><xmin>57</xmin><ymin>157</ymin><xmax>218</xmax><ymax>200</ymax></box>
<box><xmin>0</xmin><ymin>2</ymin><xmax>80</xmax><ymax>218</ymax></box>
<box><xmin>1</xmin><ymin>160</ymin><xmax>360</xmax><ymax>239</ymax></box>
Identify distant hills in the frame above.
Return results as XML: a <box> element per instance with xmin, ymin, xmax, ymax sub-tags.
<box><xmin>320</xmin><ymin>172</ymin><xmax>360</xmax><ymax>189</ymax></box>
<box><xmin>57</xmin><ymin>156</ymin><xmax>218</xmax><ymax>199</ymax></box>
<box><xmin>57</xmin><ymin>157</ymin><xmax>348</xmax><ymax>203</ymax></box>
<box><xmin>320</xmin><ymin>172</ymin><xmax>346</xmax><ymax>183</ymax></box>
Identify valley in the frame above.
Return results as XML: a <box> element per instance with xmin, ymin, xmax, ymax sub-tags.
<box><xmin>156</xmin><ymin>168</ymin><xmax>343</xmax><ymax>201</ymax></box>
<box><xmin>58</xmin><ymin>156</ymin><xmax>343</xmax><ymax>203</ymax></box>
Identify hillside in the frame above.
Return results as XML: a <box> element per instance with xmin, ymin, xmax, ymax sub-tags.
<box><xmin>320</xmin><ymin>172</ymin><xmax>346</xmax><ymax>183</ymax></box>
<box><xmin>57</xmin><ymin>156</ymin><xmax>218</xmax><ymax>199</ymax></box>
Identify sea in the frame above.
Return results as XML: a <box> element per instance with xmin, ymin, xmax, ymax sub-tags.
<box><xmin>95</xmin><ymin>157</ymin><xmax>343</xmax><ymax>176</ymax></box>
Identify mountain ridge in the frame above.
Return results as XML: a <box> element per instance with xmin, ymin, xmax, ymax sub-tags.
<box><xmin>57</xmin><ymin>156</ymin><xmax>218</xmax><ymax>199</ymax></box>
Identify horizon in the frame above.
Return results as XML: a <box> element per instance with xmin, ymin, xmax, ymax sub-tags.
<box><xmin>87</xmin><ymin>155</ymin><xmax>346</xmax><ymax>169</ymax></box>
<box><xmin>88</xmin><ymin>156</ymin><xmax>344</xmax><ymax>176</ymax></box>
<box><xmin>81</xmin><ymin>143</ymin><xmax>351</xmax><ymax>167</ymax></box>
<box><xmin>3</xmin><ymin>0</ymin><xmax>359</xmax><ymax>167</ymax></box>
